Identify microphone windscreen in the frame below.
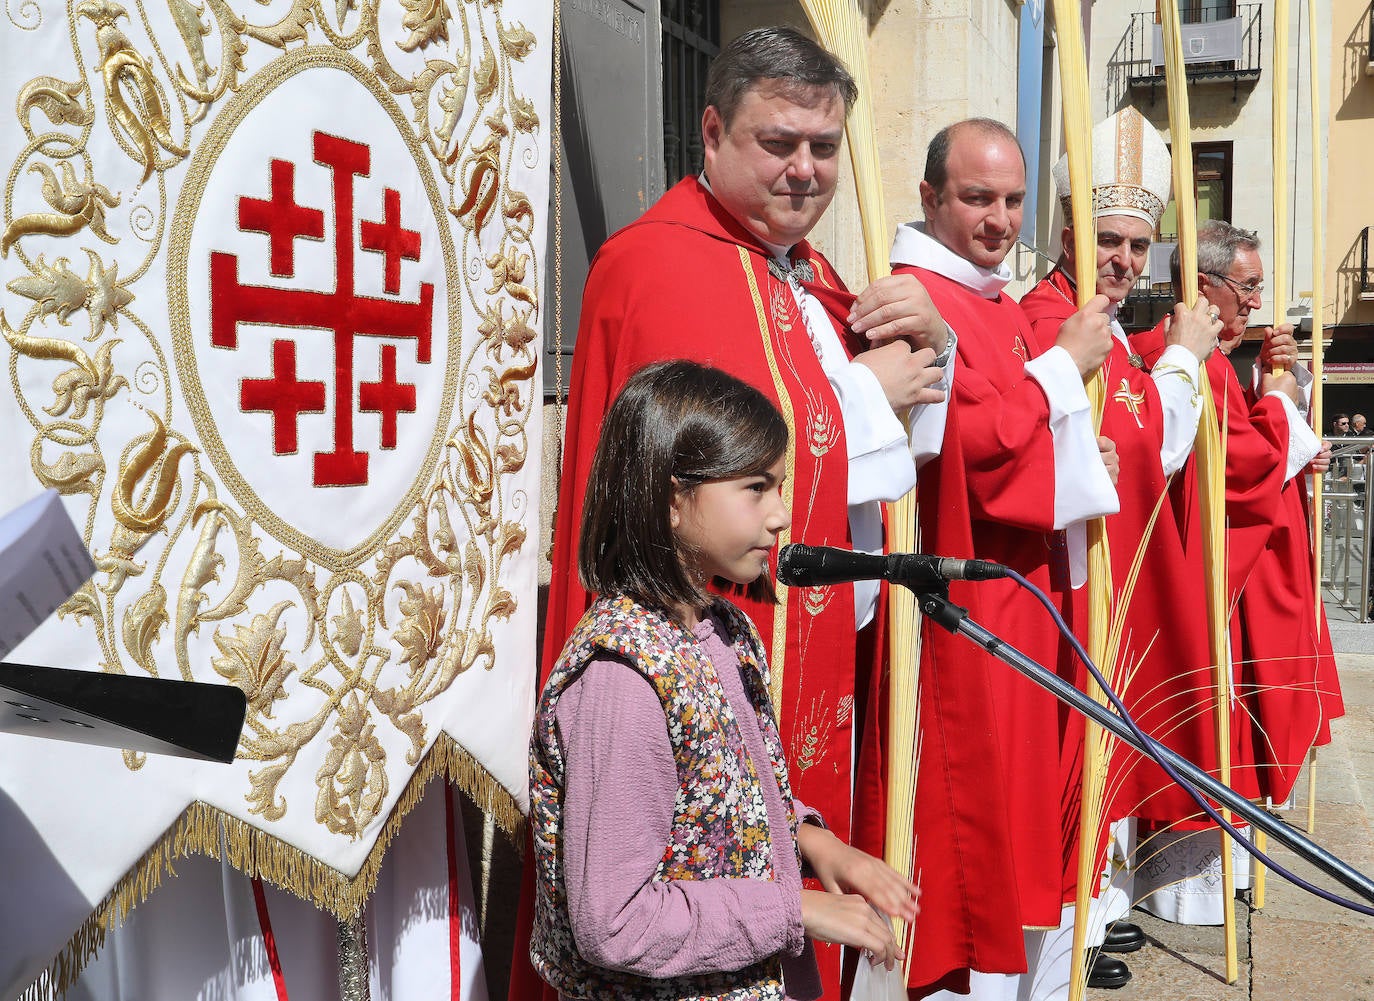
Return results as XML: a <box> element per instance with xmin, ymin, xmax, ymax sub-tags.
<box><xmin>775</xmin><ymin>543</ymin><xmax>814</xmax><ymax>586</ymax></box>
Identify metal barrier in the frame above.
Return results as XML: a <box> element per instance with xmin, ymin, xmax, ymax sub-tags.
<box><xmin>1322</xmin><ymin>437</ymin><xmax>1374</xmax><ymax>622</ymax></box>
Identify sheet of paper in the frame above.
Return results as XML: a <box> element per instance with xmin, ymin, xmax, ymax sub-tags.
<box><xmin>0</xmin><ymin>490</ymin><xmax>96</xmax><ymax>659</ymax></box>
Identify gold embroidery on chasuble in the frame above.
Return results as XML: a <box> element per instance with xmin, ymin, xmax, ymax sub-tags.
<box><xmin>761</xmin><ymin>267</ymin><xmax>837</xmax><ymax>633</ymax></box>
<box><xmin>735</xmin><ymin>247</ymin><xmax>841</xmax><ymax>778</ymax></box>
<box><xmin>738</xmin><ymin>246</ymin><xmax>795</xmax><ymax>711</ymax></box>
<box><xmin>1013</xmin><ymin>332</ymin><xmax>1031</xmax><ymax>363</ymax></box>
<box><xmin>0</xmin><ymin>0</ymin><xmax>547</xmax><ymax>974</ymax></box>
<box><xmin>1114</xmin><ymin>377</ymin><xmax>1147</xmax><ymax>430</ymax></box>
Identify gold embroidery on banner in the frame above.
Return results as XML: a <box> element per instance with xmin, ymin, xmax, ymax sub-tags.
<box><xmin>1</xmin><ymin>160</ymin><xmax>119</xmax><ymax>254</ymax></box>
<box><xmin>2</xmin><ymin>0</ymin><xmax>542</xmax><ymax>984</ymax></box>
<box><xmin>17</xmin><ymin>76</ymin><xmax>95</xmax><ymax>130</ymax></box>
<box><xmin>738</xmin><ymin>245</ymin><xmax>794</xmax><ymax>712</ymax></box>
<box><xmin>79</xmin><ymin>0</ymin><xmax>189</xmax><ymax>184</ymax></box>
<box><xmin>168</xmin><ymin>47</ymin><xmax>459</xmax><ymax>571</ymax></box>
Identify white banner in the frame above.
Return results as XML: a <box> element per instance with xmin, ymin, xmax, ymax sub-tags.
<box><xmin>0</xmin><ymin>0</ymin><xmax>548</xmax><ymax>992</ymax></box>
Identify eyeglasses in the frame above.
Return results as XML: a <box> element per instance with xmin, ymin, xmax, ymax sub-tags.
<box><xmin>1205</xmin><ymin>272</ymin><xmax>1264</xmax><ymax>299</ymax></box>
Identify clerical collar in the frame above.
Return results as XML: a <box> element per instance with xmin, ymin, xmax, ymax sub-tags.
<box><xmin>698</xmin><ymin>172</ymin><xmax>793</xmax><ymax>262</ymax></box>
<box><xmin>889</xmin><ymin>221</ymin><xmax>1012</xmax><ymax>300</ymax></box>
<box><xmin>1047</xmin><ymin>265</ymin><xmax>1131</xmax><ymax>350</ymax></box>
<box><xmin>1049</xmin><ymin>265</ymin><xmax>1124</xmax><ymax>322</ymax></box>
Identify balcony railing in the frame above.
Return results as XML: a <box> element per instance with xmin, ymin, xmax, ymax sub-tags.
<box><xmin>1362</xmin><ymin>227</ymin><xmax>1374</xmax><ymax>301</ymax></box>
<box><xmin>1108</xmin><ymin>4</ymin><xmax>1263</xmax><ymax>106</ymax></box>
<box><xmin>1368</xmin><ymin>2</ymin><xmax>1374</xmax><ymax>76</ymax></box>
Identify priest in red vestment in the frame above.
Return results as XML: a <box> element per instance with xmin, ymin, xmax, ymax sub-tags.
<box><xmin>1128</xmin><ymin>219</ymin><xmax>1336</xmax><ymax>925</ymax></box>
<box><xmin>510</xmin><ymin>27</ymin><xmax>957</xmax><ymax>1001</ymax></box>
<box><xmin>863</xmin><ymin>117</ymin><xmax>1120</xmax><ymax>999</ymax></box>
<box><xmin>1019</xmin><ymin>106</ymin><xmax>1222</xmax><ymax>987</ymax></box>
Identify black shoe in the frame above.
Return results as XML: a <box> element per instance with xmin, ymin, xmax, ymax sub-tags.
<box><xmin>1087</xmin><ymin>954</ymin><xmax>1132</xmax><ymax>990</ymax></box>
<box><xmin>1101</xmin><ymin>920</ymin><xmax>1145</xmax><ymax>954</ymax></box>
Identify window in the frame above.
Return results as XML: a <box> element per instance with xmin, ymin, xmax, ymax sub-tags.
<box><xmin>661</xmin><ymin>1</ymin><xmax>720</xmax><ymax>184</ymax></box>
<box><xmin>1158</xmin><ymin>141</ymin><xmax>1233</xmax><ymax>241</ymax></box>
<box><xmin>1174</xmin><ymin>1</ymin><xmax>1237</xmax><ymax>24</ymax></box>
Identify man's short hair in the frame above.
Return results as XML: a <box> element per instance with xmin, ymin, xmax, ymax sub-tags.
<box><xmin>704</xmin><ymin>25</ymin><xmax>857</xmax><ymax>129</ymax></box>
<box><xmin>923</xmin><ymin>118</ymin><xmax>1025</xmax><ymax>192</ymax></box>
<box><xmin>1170</xmin><ymin>219</ymin><xmax>1262</xmax><ymax>297</ymax></box>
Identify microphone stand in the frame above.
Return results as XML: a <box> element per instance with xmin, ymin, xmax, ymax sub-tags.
<box><xmin>910</xmin><ymin>582</ymin><xmax>1374</xmax><ymax>907</ymax></box>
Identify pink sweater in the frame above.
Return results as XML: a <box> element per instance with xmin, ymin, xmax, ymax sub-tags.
<box><xmin>553</xmin><ymin>609</ymin><xmax>822</xmax><ymax>999</ymax></box>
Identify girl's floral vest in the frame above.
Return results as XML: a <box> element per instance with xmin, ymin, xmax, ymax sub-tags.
<box><xmin>529</xmin><ymin>594</ymin><xmax>801</xmax><ymax>1000</ymax></box>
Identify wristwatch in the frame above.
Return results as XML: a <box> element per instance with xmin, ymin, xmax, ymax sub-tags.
<box><xmin>932</xmin><ymin>324</ymin><xmax>957</xmax><ymax>367</ymax></box>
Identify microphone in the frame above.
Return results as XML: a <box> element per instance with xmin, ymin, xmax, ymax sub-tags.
<box><xmin>776</xmin><ymin>543</ymin><xmax>1008</xmax><ymax>588</ymax></box>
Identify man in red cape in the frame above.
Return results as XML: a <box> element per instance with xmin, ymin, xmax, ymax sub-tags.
<box><xmin>862</xmin><ymin>118</ymin><xmax>1120</xmax><ymax>999</ymax></box>
<box><xmin>1127</xmin><ymin>220</ymin><xmax>1339</xmax><ymax>925</ymax></box>
<box><xmin>1019</xmin><ymin>106</ymin><xmax>1224</xmax><ymax>988</ymax></box>
<box><xmin>509</xmin><ymin>26</ymin><xmax>955</xmax><ymax>1000</ymax></box>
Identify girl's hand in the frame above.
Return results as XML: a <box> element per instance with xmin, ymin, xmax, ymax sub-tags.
<box><xmin>797</xmin><ymin>824</ymin><xmax>919</xmax><ymax>924</ymax></box>
<box><xmin>799</xmin><ymin>889</ymin><xmax>903</xmax><ymax>970</ymax></box>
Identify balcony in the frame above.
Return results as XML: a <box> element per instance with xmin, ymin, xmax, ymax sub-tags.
<box><xmin>1368</xmin><ymin>2</ymin><xmax>1374</xmax><ymax>76</ymax></box>
<box><xmin>1362</xmin><ymin>227</ymin><xmax>1374</xmax><ymax>302</ymax></box>
<box><xmin>1108</xmin><ymin>4</ymin><xmax>1263</xmax><ymax>107</ymax></box>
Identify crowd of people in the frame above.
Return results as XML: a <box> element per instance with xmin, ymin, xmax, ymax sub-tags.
<box><xmin>516</xmin><ymin>26</ymin><xmax>1344</xmax><ymax>1001</ymax></box>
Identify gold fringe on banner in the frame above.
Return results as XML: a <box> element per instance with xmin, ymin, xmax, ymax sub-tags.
<box><xmin>19</xmin><ymin>736</ymin><xmax>522</xmax><ymax>1001</ymax></box>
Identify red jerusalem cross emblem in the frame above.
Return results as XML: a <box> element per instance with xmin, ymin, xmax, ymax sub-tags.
<box><xmin>209</xmin><ymin>130</ymin><xmax>435</xmax><ymax>487</ymax></box>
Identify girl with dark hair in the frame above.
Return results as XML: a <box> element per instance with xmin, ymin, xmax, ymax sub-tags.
<box><xmin>528</xmin><ymin>361</ymin><xmax>917</xmax><ymax>1000</ymax></box>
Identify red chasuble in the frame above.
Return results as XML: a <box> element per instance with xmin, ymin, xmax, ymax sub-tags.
<box><xmin>511</xmin><ymin>177</ymin><xmax>865</xmax><ymax>1001</ymax></box>
<box><xmin>1131</xmin><ymin>320</ymin><xmax>1294</xmax><ymax>809</ymax></box>
<box><xmin>1235</xmin><ymin>390</ymin><xmax>1345</xmax><ymax>804</ymax></box>
<box><xmin>856</xmin><ymin>263</ymin><xmax>1065</xmax><ymax>995</ymax></box>
<box><xmin>1021</xmin><ymin>272</ymin><xmax>1216</xmax><ymax>862</ymax></box>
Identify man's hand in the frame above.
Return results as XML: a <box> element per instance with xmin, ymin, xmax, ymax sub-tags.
<box><xmin>849</xmin><ymin>273</ymin><xmax>950</xmax><ymax>355</ymax></box>
<box><xmin>1164</xmin><ymin>299</ymin><xmax>1224</xmax><ymax>362</ymax></box>
<box><xmin>855</xmin><ymin>341</ymin><xmax>946</xmax><ymax>410</ymax></box>
<box><xmin>1260</xmin><ymin>323</ymin><xmax>1299</xmax><ymax>372</ymax></box>
<box><xmin>1056</xmin><ymin>294</ymin><xmax>1114</xmax><ymax>378</ymax></box>
<box><xmin>797</xmin><ymin>823</ymin><xmax>919</xmax><ymax>926</ymax></box>
<box><xmin>1260</xmin><ymin>368</ymin><xmax>1300</xmax><ymax>405</ymax></box>
<box><xmin>1098</xmin><ymin>436</ymin><xmax>1119</xmax><ymax>485</ymax></box>
<box><xmin>1310</xmin><ymin>440</ymin><xmax>1333</xmax><ymax>475</ymax></box>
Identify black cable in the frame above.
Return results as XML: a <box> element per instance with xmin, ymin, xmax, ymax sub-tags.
<box><xmin>1001</xmin><ymin>565</ymin><xmax>1374</xmax><ymax>918</ymax></box>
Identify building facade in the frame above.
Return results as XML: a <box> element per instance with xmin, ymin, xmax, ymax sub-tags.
<box><xmin>1320</xmin><ymin>0</ymin><xmax>1374</xmax><ymax>414</ymax></box>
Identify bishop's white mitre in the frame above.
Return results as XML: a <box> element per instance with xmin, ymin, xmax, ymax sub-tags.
<box><xmin>1052</xmin><ymin>105</ymin><xmax>1172</xmax><ymax>228</ymax></box>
